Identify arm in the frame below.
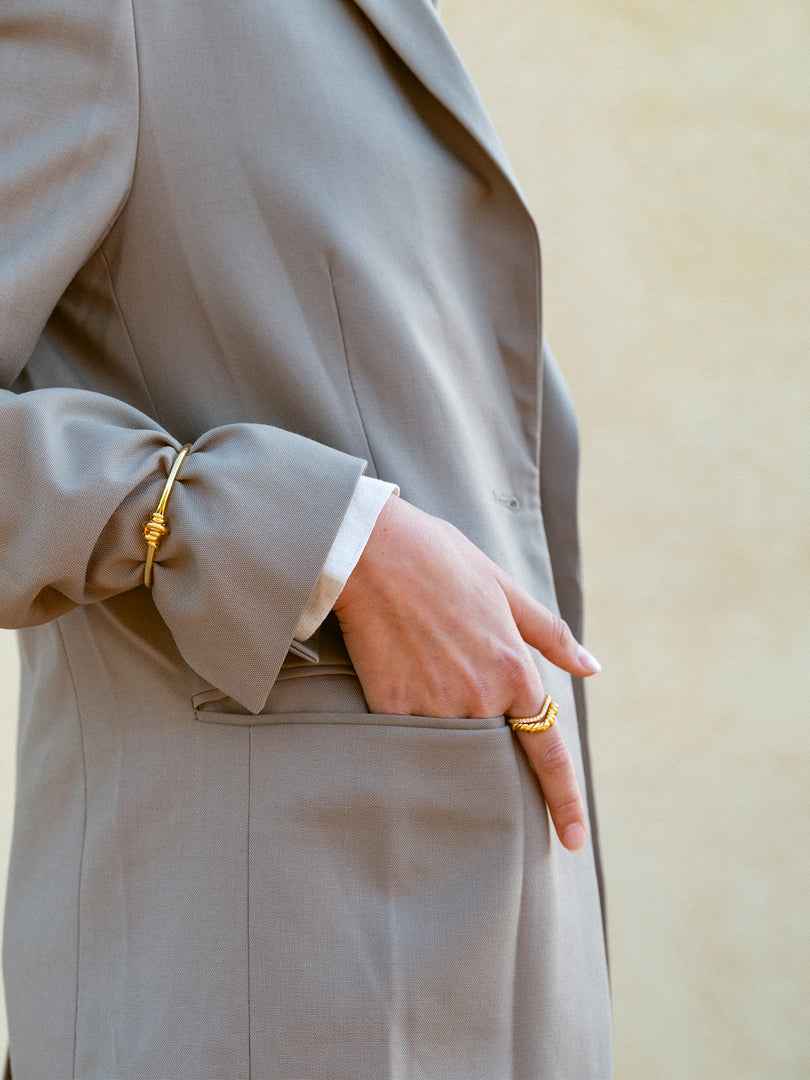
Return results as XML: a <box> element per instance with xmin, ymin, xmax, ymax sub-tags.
<box><xmin>298</xmin><ymin>467</ymin><xmax>600</xmax><ymax>851</ymax></box>
<box><xmin>0</xmin><ymin>1</ymin><xmax>366</xmax><ymax>711</ymax></box>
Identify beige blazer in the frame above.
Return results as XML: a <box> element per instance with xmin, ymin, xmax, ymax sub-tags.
<box><xmin>0</xmin><ymin>1</ymin><xmax>611</xmax><ymax>1076</ymax></box>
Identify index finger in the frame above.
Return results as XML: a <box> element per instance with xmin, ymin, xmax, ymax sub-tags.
<box><xmin>496</xmin><ymin>571</ymin><xmax>601</xmax><ymax>680</ymax></box>
<box><xmin>516</xmin><ymin>725</ymin><xmax>588</xmax><ymax>852</ymax></box>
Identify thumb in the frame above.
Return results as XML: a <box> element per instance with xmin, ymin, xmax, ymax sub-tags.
<box><xmin>499</xmin><ymin>573</ymin><xmax>602</xmax><ymax>678</ymax></box>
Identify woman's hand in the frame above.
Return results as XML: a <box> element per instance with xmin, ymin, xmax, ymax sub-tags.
<box><xmin>333</xmin><ymin>494</ymin><xmax>601</xmax><ymax>852</ymax></box>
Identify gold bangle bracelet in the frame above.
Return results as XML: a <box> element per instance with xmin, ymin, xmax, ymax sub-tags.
<box><xmin>142</xmin><ymin>444</ymin><xmax>192</xmax><ymax>588</ymax></box>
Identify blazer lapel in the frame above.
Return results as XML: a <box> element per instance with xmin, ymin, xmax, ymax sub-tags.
<box><xmin>350</xmin><ymin>0</ymin><xmax>528</xmax><ymax>206</ymax></box>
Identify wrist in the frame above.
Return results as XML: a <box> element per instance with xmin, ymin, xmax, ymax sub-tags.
<box><xmin>333</xmin><ymin>490</ymin><xmax>401</xmax><ymax>616</ymax></box>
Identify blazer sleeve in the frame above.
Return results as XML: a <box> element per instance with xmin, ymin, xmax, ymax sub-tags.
<box><xmin>0</xmin><ymin>0</ymin><xmax>367</xmax><ymax>713</ymax></box>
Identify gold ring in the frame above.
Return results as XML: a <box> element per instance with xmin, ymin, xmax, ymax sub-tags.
<box><xmin>507</xmin><ymin>695</ymin><xmax>558</xmax><ymax>733</ymax></box>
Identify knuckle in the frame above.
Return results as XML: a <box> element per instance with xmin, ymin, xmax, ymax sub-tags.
<box><xmin>549</xmin><ymin>613</ymin><xmax>573</xmax><ymax>651</ymax></box>
<box><xmin>373</xmin><ymin>676</ymin><xmax>416</xmax><ymax>716</ymax></box>
<box><xmin>552</xmin><ymin>792</ymin><xmax>585</xmax><ymax>821</ymax></box>
<box><xmin>534</xmin><ymin>732</ymin><xmax>572</xmax><ymax>774</ymax></box>
<box><xmin>495</xmin><ymin>642</ymin><xmax>535</xmax><ymax>687</ymax></box>
<box><xmin>465</xmin><ymin>673</ymin><xmax>499</xmax><ymax>718</ymax></box>
<box><xmin>381</xmin><ymin>691</ymin><xmax>410</xmax><ymax>716</ymax></box>
<box><xmin>419</xmin><ymin>677</ymin><xmax>455</xmax><ymax>719</ymax></box>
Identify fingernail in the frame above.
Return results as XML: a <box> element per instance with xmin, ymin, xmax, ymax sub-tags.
<box><xmin>563</xmin><ymin>823</ymin><xmax>587</xmax><ymax>852</ymax></box>
<box><xmin>577</xmin><ymin>646</ymin><xmax>602</xmax><ymax>674</ymax></box>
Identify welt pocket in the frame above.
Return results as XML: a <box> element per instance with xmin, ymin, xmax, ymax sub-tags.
<box><xmin>194</xmin><ymin>664</ymin><xmax>508</xmax><ymax>731</ymax></box>
<box><xmin>193</xmin><ymin>704</ymin><xmax>507</xmax><ymax>732</ymax></box>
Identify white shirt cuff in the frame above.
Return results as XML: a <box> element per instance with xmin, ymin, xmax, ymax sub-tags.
<box><xmin>293</xmin><ymin>475</ymin><xmax>398</xmax><ymax>642</ymax></box>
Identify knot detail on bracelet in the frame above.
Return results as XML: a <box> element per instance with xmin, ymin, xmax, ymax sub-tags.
<box><xmin>143</xmin><ymin>512</ymin><xmax>169</xmax><ymax>578</ymax></box>
<box><xmin>143</xmin><ymin>515</ymin><xmax>168</xmax><ymax>547</ymax></box>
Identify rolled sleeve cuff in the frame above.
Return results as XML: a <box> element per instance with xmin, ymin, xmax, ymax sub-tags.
<box><xmin>294</xmin><ymin>475</ymin><xmax>398</xmax><ymax>641</ymax></box>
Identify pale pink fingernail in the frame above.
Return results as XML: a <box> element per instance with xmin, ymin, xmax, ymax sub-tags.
<box><xmin>563</xmin><ymin>824</ymin><xmax>587</xmax><ymax>852</ymax></box>
<box><xmin>578</xmin><ymin>646</ymin><xmax>602</xmax><ymax>674</ymax></box>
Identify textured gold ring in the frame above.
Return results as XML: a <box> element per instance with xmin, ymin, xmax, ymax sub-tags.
<box><xmin>507</xmin><ymin>695</ymin><xmax>558</xmax><ymax>734</ymax></box>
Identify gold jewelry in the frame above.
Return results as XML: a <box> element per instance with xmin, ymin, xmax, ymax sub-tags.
<box><xmin>142</xmin><ymin>444</ymin><xmax>192</xmax><ymax>587</ymax></box>
<box><xmin>507</xmin><ymin>695</ymin><xmax>558</xmax><ymax>733</ymax></box>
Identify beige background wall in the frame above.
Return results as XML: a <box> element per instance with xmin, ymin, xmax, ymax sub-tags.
<box><xmin>442</xmin><ymin>0</ymin><xmax>810</xmax><ymax>1077</ymax></box>
<box><xmin>1</xmin><ymin>1</ymin><xmax>808</xmax><ymax>1076</ymax></box>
